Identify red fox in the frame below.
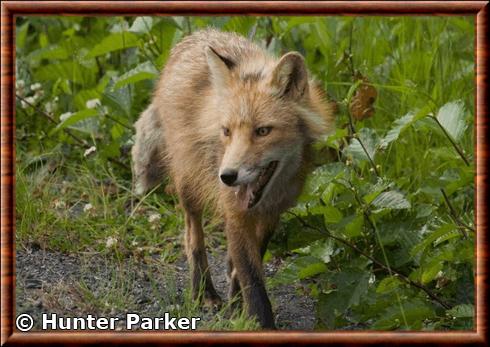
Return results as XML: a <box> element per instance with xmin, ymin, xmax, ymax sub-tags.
<box><xmin>132</xmin><ymin>29</ymin><xmax>334</xmax><ymax>329</ymax></box>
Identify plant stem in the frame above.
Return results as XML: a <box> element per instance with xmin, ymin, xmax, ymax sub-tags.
<box><xmin>16</xmin><ymin>94</ymin><xmax>86</xmax><ymax>145</ymax></box>
<box><xmin>104</xmin><ymin>112</ymin><xmax>132</xmax><ymax>130</ymax></box>
<box><xmin>430</xmin><ymin>116</ymin><xmax>470</xmax><ymax>166</ymax></box>
<box><xmin>289</xmin><ymin>212</ymin><xmax>452</xmax><ymax>310</ymax></box>
<box><xmin>440</xmin><ymin>188</ymin><xmax>474</xmax><ymax>236</ymax></box>
<box><xmin>16</xmin><ymin>94</ymin><xmax>130</xmax><ymax>171</ymax></box>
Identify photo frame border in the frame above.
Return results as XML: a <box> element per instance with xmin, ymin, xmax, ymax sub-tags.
<box><xmin>1</xmin><ymin>1</ymin><xmax>487</xmax><ymax>345</ymax></box>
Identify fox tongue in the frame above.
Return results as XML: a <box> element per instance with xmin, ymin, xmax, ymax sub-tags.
<box><xmin>236</xmin><ymin>184</ymin><xmax>255</xmax><ymax>210</ymax></box>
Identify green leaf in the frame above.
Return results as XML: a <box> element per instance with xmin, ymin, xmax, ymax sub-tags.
<box><xmin>376</xmin><ymin>276</ymin><xmax>402</xmax><ymax>294</ymax></box>
<box><xmin>294</xmin><ymin>239</ymin><xmax>334</xmax><ymax>264</ymax></box>
<box><xmin>373</xmin><ymin>299</ymin><xmax>435</xmax><ymax>330</ymax></box>
<box><xmin>114</xmin><ymin>61</ymin><xmax>159</xmax><ymax>89</ymax></box>
<box><xmin>379</xmin><ymin>107</ymin><xmax>430</xmax><ymax>149</ymax></box>
<box><xmin>299</xmin><ymin>262</ymin><xmax>328</xmax><ymax>279</ymax></box>
<box><xmin>88</xmin><ymin>32</ymin><xmax>140</xmax><ymax>58</ymax></box>
<box><xmin>28</xmin><ymin>44</ymin><xmax>69</xmax><ymax>61</ymax></box>
<box><xmin>317</xmin><ymin>269</ymin><xmax>370</xmax><ymax>328</ymax></box>
<box><xmin>103</xmin><ymin>81</ymin><xmax>132</xmax><ymax>117</ymax></box>
<box><xmin>344</xmin><ymin>128</ymin><xmax>379</xmax><ymax>163</ymax></box>
<box><xmin>447</xmin><ymin>304</ymin><xmax>474</xmax><ymax>318</ymax></box>
<box><xmin>410</xmin><ymin>224</ymin><xmax>457</xmax><ymax>256</ymax></box>
<box><xmin>35</xmin><ymin>61</ymin><xmax>96</xmax><ymax>86</ymax></box>
<box><xmin>323</xmin><ymin>206</ymin><xmax>343</xmax><ymax>224</ymax></box>
<box><xmin>16</xmin><ymin>22</ymin><xmax>29</xmax><ymax>50</ymax></box>
<box><xmin>51</xmin><ymin>109</ymin><xmax>98</xmax><ymax>134</ymax></box>
<box><xmin>129</xmin><ymin>17</ymin><xmax>154</xmax><ymax>34</ymax></box>
<box><xmin>343</xmin><ymin>215</ymin><xmax>364</xmax><ymax>238</ymax></box>
<box><xmin>272</xmin><ymin>256</ymin><xmax>327</xmax><ymax>285</ymax></box>
<box><xmin>436</xmin><ymin>100</ymin><xmax>467</xmax><ymax>141</ymax></box>
<box><xmin>421</xmin><ymin>261</ymin><xmax>443</xmax><ymax>284</ymax></box>
<box><xmin>223</xmin><ymin>17</ymin><xmax>256</xmax><ymax>36</ymax></box>
<box><xmin>371</xmin><ymin>190</ymin><xmax>411</xmax><ymax>210</ymax></box>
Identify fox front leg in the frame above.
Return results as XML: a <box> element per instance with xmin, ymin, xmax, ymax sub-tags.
<box><xmin>183</xmin><ymin>208</ymin><xmax>222</xmax><ymax>307</ymax></box>
<box><xmin>226</xmin><ymin>221</ymin><xmax>275</xmax><ymax>329</ymax></box>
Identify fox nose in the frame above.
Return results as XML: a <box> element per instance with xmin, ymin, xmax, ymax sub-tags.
<box><xmin>220</xmin><ymin>169</ymin><xmax>238</xmax><ymax>186</ymax></box>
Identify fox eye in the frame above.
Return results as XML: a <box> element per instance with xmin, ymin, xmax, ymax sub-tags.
<box><xmin>222</xmin><ymin>127</ymin><xmax>231</xmax><ymax>137</ymax></box>
<box><xmin>255</xmin><ymin>126</ymin><xmax>272</xmax><ymax>137</ymax></box>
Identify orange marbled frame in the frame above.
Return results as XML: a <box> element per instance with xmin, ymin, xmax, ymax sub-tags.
<box><xmin>0</xmin><ymin>1</ymin><xmax>488</xmax><ymax>345</ymax></box>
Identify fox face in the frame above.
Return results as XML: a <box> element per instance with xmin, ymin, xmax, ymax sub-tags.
<box><xmin>206</xmin><ymin>47</ymin><xmax>323</xmax><ymax>210</ymax></box>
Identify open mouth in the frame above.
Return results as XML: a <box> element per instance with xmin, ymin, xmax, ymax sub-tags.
<box><xmin>236</xmin><ymin>161</ymin><xmax>279</xmax><ymax>209</ymax></box>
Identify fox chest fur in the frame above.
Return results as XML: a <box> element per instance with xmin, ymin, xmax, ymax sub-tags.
<box><xmin>132</xmin><ymin>29</ymin><xmax>334</xmax><ymax>329</ymax></box>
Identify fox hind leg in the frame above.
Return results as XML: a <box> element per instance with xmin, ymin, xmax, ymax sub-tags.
<box><xmin>132</xmin><ymin>104</ymin><xmax>166</xmax><ymax>196</ymax></box>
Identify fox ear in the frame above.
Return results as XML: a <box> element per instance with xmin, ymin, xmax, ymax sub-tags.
<box><xmin>206</xmin><ymin>46</ymin><xmax>234</xmax><ymax>89</ymax></box>
<box><xmin>270</xmin><ymin>52</ymin><xmax>308</xmax><ymax>100</ymax></box>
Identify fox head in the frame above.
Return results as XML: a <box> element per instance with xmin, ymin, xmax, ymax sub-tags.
<box><xmin>206</xmin><ymin>46</ymin><xmax>332</xmax><ymax>210</ymax></box>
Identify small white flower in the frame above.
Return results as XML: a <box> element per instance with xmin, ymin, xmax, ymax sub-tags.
<box><xmin>369</xmin><ymin>274</ymin><xmax>376</xmax><ymax>284</ymax></box>
<box><xmin>105</xmin><ymin>236</ymin><xmax>117</xmax><ymax>248</ymax></box>
<box><xmin>30</xmin><ymin>82</ymin><xmax>42</xmax><ymax>91</ymax></box>
<box><xmin>16</xmin><ymin>80</ymin><xmax>25</xmax><ymax>89</ymax></box>
<box><xmin>53</xmin><ymin>199</ymin><xmax>66</xmax><ymax>209</ymax></box>
<box><xmin>436</xmin><ymin>270</ymin><xmax>444</xmax><ymax>279</ymax></box>
<box><xmin>21</xmin><ymin>96</ymin><xmax>36</xmax><ymax>109</ymax></box>
<box><xmin>60</xmin><ymin>112</ymin><xmax>73</xmax><ymax>122</ymax></box>
<box><xmin>85</xmin><ymin>98</ymin><xmax>101</xmax><ymax>109</ymax></box>
<box><xmin>45</xmin><ymin>101</ymin><xmax>55</xmax><ymax>114</ymax></box>
<box><xmin>83</xmin><ymin>203</ymin><xmax>94</xmax><ymax>213</ymax></box>
<box><xmin>148</xmin><ymin>213</ymin><xmax>161</xmax><ymax>223</ymax></box>
<box><xmin>84</xmin><ymin>146</ymin><xmax>97</xmax><ymax>157</ymax></box>
<box><xmin>167</xmin><ymin>304</ymin><xmax>180</xmax><ymax>311</ymax></box>
<box><xmin>34</xmin><ymin>89</ymin><xmax>44</xmax><ymax>98</ymax></box>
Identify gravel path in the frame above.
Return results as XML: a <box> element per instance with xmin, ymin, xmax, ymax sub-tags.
<box><xmin>16</xmin><ymin>246</ymin><xmax>316</xmax><ymax>331</ymax></box>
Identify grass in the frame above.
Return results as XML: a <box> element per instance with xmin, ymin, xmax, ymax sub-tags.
<box><xmin>16</xmin><ymin>154</ymin><xmax>258</xmax><ymax>330</ymax></box>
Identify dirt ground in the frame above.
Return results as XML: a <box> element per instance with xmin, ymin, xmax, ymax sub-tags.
<box><xmin>16</xmin><ymin>245</ymin><xmax>316</xmax><ymax>331</ymax></box>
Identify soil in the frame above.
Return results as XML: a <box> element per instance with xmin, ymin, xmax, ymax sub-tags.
<box><xmin>16</xmin><ymin>245</ymin><xmax>316</xmax><ymax>331</ymax></box>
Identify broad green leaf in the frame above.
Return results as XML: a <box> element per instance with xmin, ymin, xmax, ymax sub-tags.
<box><xmin>294</xmin><ymin>239</ymin><xmax>334</xmax><ymax>264</ymax></box>
<box><xmin>88</xmin><ymin>32</ymin><xmax>140</xmax><ymax>58</ymax></box>
<box><xmin>379</xmin><ymin>106</ymin><xmax>430</xmax><ymax>149</ymax></box>
<box><xmin>103</xmin><ymin>81</ymin><xmax>132</xmax><ymax>117</ymax></box>
<box><xmin>447</xmin><ymin>304</ymin><xmax>474</xmax><ymax>318</ymax></box>
<box><xmin>51</xmin><ymin>109</ymin><xmax>98</xmax><ymax>134</ymax></box>
<box><xmin>323</xmin><ymin>206</ymin><xmax>343</xmax><ymax>224</ymax></box>
<box><xmin>16</xmin><ymin>22</ymin><xmax>30</xmax><ymax>50</ymax></box>
<box><xmin>223</xmin><ymin>17</ymin><xmax>256</xmax><ymax>36</ymax></box>
<box><xmin>371</xmin><ymin>190</ymin><xmax>411</xmax><ymax>210</ymax></box>
<box><xmin>343</xmin><ymin>215</ymin><xmax>364</xmax><ymax>238</ymax></box>
<box><xmin>35</xmin><ymin>61</ymin><xmax>96</xmax><ymax>86</ymax></box>
<box><xmin>410</xmin><ymin>224</ymin><xmax>457</xmax><ymax>256</ymax></box>
<box><xmin>436</xmin><ymin>100</ymin><xmax>467</xmax><ymax>141</ymax></box>
<box><xmin>376</xmin><ymin>276</ymin><xmax>402</xmax><ymax>293</ymax></box>
<box><xmin>344</xmin><ymin>128</ymin><xmax>380</xmax><ymax>163</ymax></box>
<box><xmin>114</xmin><ymin>61</ymin><xmax>159</xmax><ymax>89</ymax></box>
<box><xmin>28</xmin><ymin>44</ymin><xmax>69</xmax><ymax>61</ymax></box>
<box><xmin>317</xmin><ymin>270</ymin><xmax>370</xmax><ymax>329</ymax></box>
<box><xmin>373</xmin><ymin>299</ymin><xmax>435</xmax><ymax>330</ymax></box>
<box><xmin>380</xmin><ymin>112</ymin><xmax>415</xmax><ymax>149</ymax></box>
<box><xmin>129</xmin><ymin>17</ymin><xmax>154</xmax><ymax>34</ymax></box>
<box><xmin>272</xmin><ymin>256</ymin><xmax>327</xmax><ymax>285</ymax></box>
<box><xmin>421</xmin><ymin>261</ymin><xmax>443</xmax><ymax>284</ymax></box>
<box><xmin>299</xmin><ymin>262</ymin><xmax>328</xmax><ymax>279</ymax></box>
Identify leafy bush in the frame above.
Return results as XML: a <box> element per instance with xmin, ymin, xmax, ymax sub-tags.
<box><xmin>16</xmin><ymin>16</ymin><xmax>474</xmax><ymax>330</ymax></box>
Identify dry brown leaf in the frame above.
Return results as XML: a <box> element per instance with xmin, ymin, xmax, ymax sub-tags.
<box><xmin>349</xmin><ymin>75</ymin><xmax>378</xmax><ymax>120</ymax></box>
